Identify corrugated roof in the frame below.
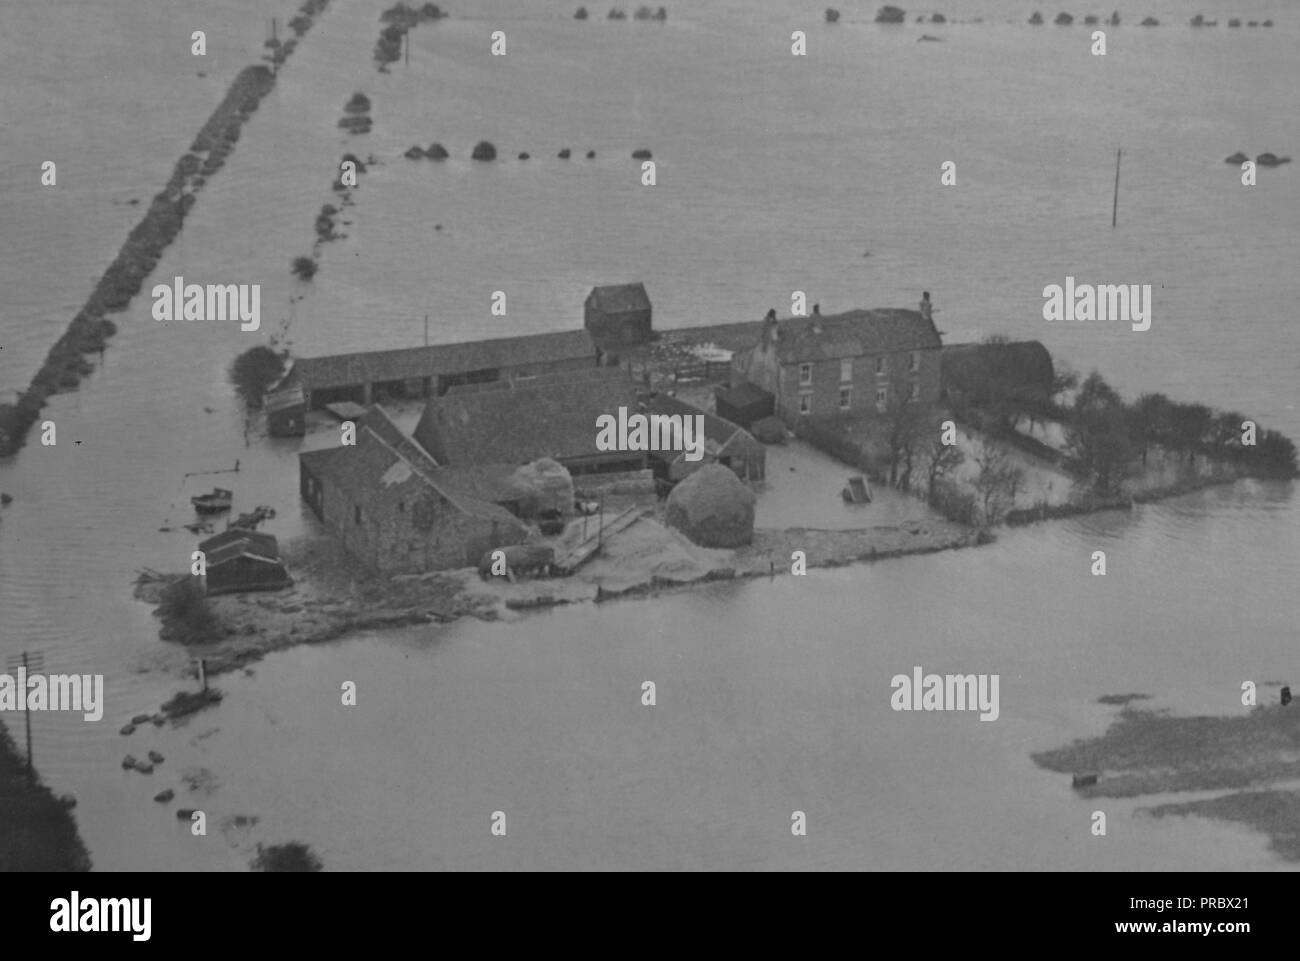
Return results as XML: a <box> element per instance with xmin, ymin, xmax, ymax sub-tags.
<box><xmin>588</xmin><ymin>283</ymin><xmax>651</xmax><ymax>314</ymax></box>
<box><xmin>415</xmin><ymin>371</ymin><xmax>643</xmax><ymax>467</ymax></box>
<box><xmin>296</xmin><ymin>329</ymin><xmax>596</xmax><ymax>391</ymax></box>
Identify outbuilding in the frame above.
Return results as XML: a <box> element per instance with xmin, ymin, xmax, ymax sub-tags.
<box><xmin>198</xmin><ymin>529</ymin><xmax>292</xmax><ymax>596</ymax></box>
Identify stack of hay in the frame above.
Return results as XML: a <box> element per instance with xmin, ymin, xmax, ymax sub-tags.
<box><xmin>509</xmin><ymin>458</ymin><xmax>574</xmax><ymax>518</ymax></box>
<box><xmin>665</xmin><ymin>464</ymin><xmax>755</xmax><ymax>547</ymax></box>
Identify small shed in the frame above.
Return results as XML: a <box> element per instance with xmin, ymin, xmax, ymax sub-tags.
<box><xmin>198</xmin><ymin>529</ymin><xmax>292</xmax><ymax>596</ymax></box>
<box><xmin>264</xmin><ymin>383</ymin><xmax>306</xmax><ymax>437</ymax></box>
<box><xmin>714</xmin><ymin>381</ymin><xmax>774</xmax><ymax>431</ymax></box>
<box><xmin>584</xmin><ymin>283</ymin><xmax>653</xmax><ymax>353</ymax></box>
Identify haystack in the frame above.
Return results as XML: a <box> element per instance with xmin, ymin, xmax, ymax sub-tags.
<box><xmin>510</xmin><ymin>457</ymin><xmax>574</xmax><ymax>518</ymax></box>
<box><xmin>665</xmin><ymin>463</ymin><xmax>755</xmax><ymax>548</ymax></box>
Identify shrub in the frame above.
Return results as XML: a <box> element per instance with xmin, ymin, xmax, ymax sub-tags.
<box><xmin>157</xmin><ymin>578</ymin><xmax>221</xmax><ymax>644</ymax></box>
<box><xmin>471</xmin><ymin>141</ymin><xmax>497</xmax><ymax>161</ymax></box>
<box><xmin>251</xmin><ymin>841</ymin><xmax>323</xmax><ymax>871</ymax></box>
<box><xmin>291</xmin><ymin>255</ymin><xmax>317</xmax><ymax>280</ymax></box>
<box><xmin>228</xmin><ymin>345</ymin><xmax>285</xmax><ymax>408</ymax></box>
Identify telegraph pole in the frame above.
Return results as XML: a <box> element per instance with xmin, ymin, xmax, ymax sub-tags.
<box><xmin>1111</xmin><ymin>148</ymin><xmax>1121</xmax><ymax>228</ymax></box>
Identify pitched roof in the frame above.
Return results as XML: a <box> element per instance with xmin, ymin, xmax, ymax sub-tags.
<box><xmin>264</xmin><ymin>383</ymin><xmax>305</xmax><ymax>412</ymax></box>
<box><xmin>941</xmin><ymin>341</ymin><xmax>1054</xmax><ymax>399</ymax></box>
<box><xmin>199</xmin><ymin>529</ymin><xmax>283</xmax><ymax>567</ymax></box>
<box><xmin>415</xmin><ymin>371</ymin><xmax>643</xmax><ymax>466</ymax></box>
<box><xmin>295</xmin><ymin>329</ymin><xmax>596</xmax><ymax>391</ymax></box>
<box><xmin>587</xmin><ymin>283</ymin><xmax>651</xmax><ymax>314</ymax></box>
<box><xmin>299</xmin><ymin>405</ymin><xmax>525</xmax><ymax>527</ymax></box>
<box><xmin>773</xmin><ymin>309</ymin><xmax>941</xmax><ymax>362</ymax></box>
<box><xmin>642</xmin><ymin>394</ymin><xmax>749</xmax><ymax>450</ymax></box>
<box><xmin>666</xmin><ymin>308</ymin><xmax>942</xmax><ymax>361</ymax></box>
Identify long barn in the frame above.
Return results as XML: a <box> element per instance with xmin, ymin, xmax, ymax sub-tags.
<box><xmin>294</xmin><ymin>329</ymin><xmax>600</xmax><ymax>410</ymax></box>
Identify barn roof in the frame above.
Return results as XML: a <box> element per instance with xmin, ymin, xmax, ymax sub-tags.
<box><xmin>941</xmin><ymin>341</ymin><xmax>1055</xmax><ymax>399</ymax></box>
<box><xmin>295</xmin><ymin>329</ymin><xmax>596</xmax><ymax>391</ymax></box>
<box><xmin>299</xmin><ymin>406</ymin><xmax>525</xmax><ymax>526</ymax></box>
<box><xmin>587</xmin><ymin>283</ymin><xmax>651</xmax><ymax>314</ymax></box>
<box><xmin>415</xmin><ymin>371</ymin><xmax>642</xmax><ymax>467</ymax></box>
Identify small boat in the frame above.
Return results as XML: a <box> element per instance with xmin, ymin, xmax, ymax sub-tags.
<box><xmin>191</xmin><ymin>488</ymin><xmax>233</xmax><ymax>514</ymax></box>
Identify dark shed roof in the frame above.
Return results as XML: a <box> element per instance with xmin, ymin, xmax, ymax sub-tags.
<box><xmin>587</xmin><ymin>283</ymin><xmax>651</xmax><ymax>314</ymax></box>
<box><xmin>941</xmin><ymin>341</ymin><xmax>1055</xmax><ymax>401</ymax></box>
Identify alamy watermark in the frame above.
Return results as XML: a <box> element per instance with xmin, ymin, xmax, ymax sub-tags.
<box><xmin>1042</xmin><ymin>276</ymin><xmax>1151</xmax><ymax>332</ymax></box>
<box><xmin>890</xmin><ymin>666</ymin><xmax>999</xmax><ymax>721</ymax></box>
<box><xmin>595</xmin><ymin>407</ymin><xmax>705</xmax><ymax>461</ymax></box>
<box><xmin>50</xmin><ymin>892</ymin><xmax>150</xmax><ymax>941</ymax></box>
<box><xmin>0</xmin><ymin>669</ymin><xmax>103</xmax><ymax>721</ymax></box>
<box><xmin>150</xmin><ymin>276</ymin><xmax>260</xmax><ymax>331</ymax></box>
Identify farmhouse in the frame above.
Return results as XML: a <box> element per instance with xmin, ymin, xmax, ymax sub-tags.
<box><xmin>294</xmin><ymin>329</ymin><xmax>600</xmax><ymax>411</ymax></box>
<box><xmin>298</xmin><ymin>406</ymin><xmax>527</xmax><ymax>573</ymax></box>
<box><xmin>732</xmin><ymin>308</ymin><xmax>942</xmax><ymax>420</ymax></box>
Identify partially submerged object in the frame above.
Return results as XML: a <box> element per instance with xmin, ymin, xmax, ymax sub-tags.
<box><xmin>191</xmin><ymin>488</ymin><xmax>233</xmax><ymax>514</ymax></box>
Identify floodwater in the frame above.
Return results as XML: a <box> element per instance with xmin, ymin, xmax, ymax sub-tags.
<box><xmin>0</xmin><ymin>0</ymin><xmax>1296</xmax><ymax>869</ymax></box>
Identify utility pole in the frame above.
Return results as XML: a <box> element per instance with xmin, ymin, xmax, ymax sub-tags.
<box><xmin>5</xmin><ymin>651</ymin><xmax>43</xmax><ymax>780</ymax></box>
<box><xmin>424</xmin><ymin>314</ymin><xmax>429</xmax><ymax>347</ymax></box>
<box><xmin>1111</xmin><ymin>148</ymin><xmax>1121</xmax><ymax>228</ymax></box>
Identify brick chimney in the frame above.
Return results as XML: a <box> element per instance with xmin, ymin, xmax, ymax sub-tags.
<box><xmin>811</xmin><ymin>303</ymin><xmax>822</xmax><ymax>334</ymax></box>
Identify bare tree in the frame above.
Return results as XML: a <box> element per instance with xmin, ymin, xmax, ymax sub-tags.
<box><xmin>922</xmin><ymin>435</ymin><xmax>965</xmax><ymax>502</ymax></box>
<box><xmin>972</xmin><ymin>440</ymin><xmax>1023</xmax><ymax>525</ymax></box>
<box><xmin>880</xmin><ymin>375</ymin><xmax>930</xmax><ymax>490</ymax></box>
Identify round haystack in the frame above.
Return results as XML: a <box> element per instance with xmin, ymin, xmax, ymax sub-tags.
<box><xmin>510</xmin><ymin>458</ymin><xmax>574</xmax><ymax>517</ymax></box>
<box><xmin>665</xmin><ymin>464</ymin><xmax>755</xmax><ymax>548</ymax></box>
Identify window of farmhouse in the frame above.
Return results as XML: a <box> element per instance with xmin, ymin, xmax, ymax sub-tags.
<box><xmin>799</xmin><ymin>393</ymin><xmax>812</xmax><ymax>415</ymax></box>
<box><xmin>876</xmin><ymin>356</ymin><xmax>887</xmax><ymax>375</ymax></box>
<box><xmin>799</xmin><ymin>363</ymin><xmax>812</xmax><ymax>386</ymax></box>
<box><xmin>839</xmin><ymin>387</ymin><xmax>852</xmax><ymax>410</ymax></box>
<box><xmin>910</xmin><ymin>351</ymin><xmax>921</xmax><ymax>372</ymax></box>
<box><xmin>840</xmin><ymin>358</ymin><xmax>852</xmax><ymax>382</ymax></box>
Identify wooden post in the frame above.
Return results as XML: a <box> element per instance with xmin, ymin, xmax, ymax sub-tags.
<box><xmin>1111</xmin><ymin>148</ymin><xmax>1121</xmax><ymax>228</ymax></box>
<box><xmin>198</xmin><ymin>658</ymin><xmax>207</xmax><ymax>692</ymax></box>
<box><xmin>21</xmin><ymin>652</ymin><xmax>33</xmax><ymax>779</ymax></box>
<box><xmin>424</xmin><ymin>314</ymin><xmax>429</xmax><ymax>348</ymax></box>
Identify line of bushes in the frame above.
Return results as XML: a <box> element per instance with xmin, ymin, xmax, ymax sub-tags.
<box><xmin>0</xmin><ymin>3</ymin><xmax>341</xmax><ymax>458</ymax></box>
<box><xmin>374</xmin><ymin>3</ymin><xmax>445</xmax><ymax>69</ymax></box>
<box><xmin>0</xmin><ymin>721</ymin><xmax>91</xmax><ymax>871</ymax></box>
